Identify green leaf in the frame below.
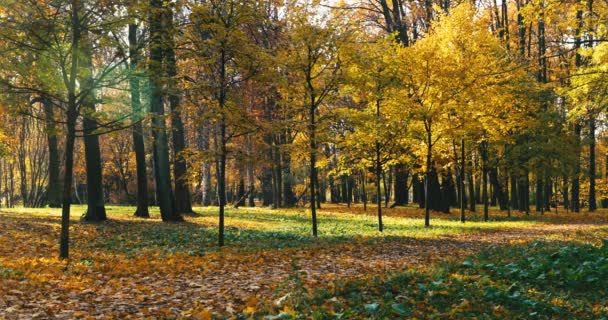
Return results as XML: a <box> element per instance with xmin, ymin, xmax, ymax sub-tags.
<box><xmin>461</xmin><ymin>259</ymin><xmax>474</xmax><ymax>268</ymax></box>
<box><xmin>364</xmin><ymin>302</ymin><xmax>380</xmax><ymax>314</ymax></box>
<box><xmin>391</xmin><ymin>303</ymin><xmax>410</xmax><ymax>316</ymax></box>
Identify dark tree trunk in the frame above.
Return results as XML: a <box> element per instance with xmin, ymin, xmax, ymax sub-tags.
<box><xmin>413</xmin><ymin>173</ymin><xmax>424</xmax><ymax>208</ymax></box>
<box><xmin>82</xmin><ymin>116</ymin><xmax>106</xmax><ymax>222</ymax></box>
<box><xmin>59</xmin><ymin>0</ymin><xmax>81</xmax><ymax>259</ymax></box>
<box><xmin>589</xmin><ymin>118</ymin><xmax>597</xmax><ymax>211</ymax></box>
<box><xmin>218</xmin><ymin>120</ymin><xmax>226</xmax><ymax>246</ymax></box>
<box><xmin>60</xmin><ymin>102</ymin><xmax>77</xmax><ymax>259</ymax></box>
<box><xmin>428</xmin><ymin>168</ymin><xmax>442</xmax><ymax>212</ymax></box>
<box><xmin>282</xmin><ymin>148</ymin><xmax>296</xmax><ymax>207</ymax></box>
<box><xmin>237</xmin><ymin>174</ymin><xmax>246</xmax><ymax>207</ymax></box>
<box><xmin>481</xmin><ymin>141</ymin><xmax>489</xmax><ymax>221</ymax></box>
<box><xmin>460</xmin><ymin>139</ymin><xmax>466</xmax><ymax>222</ymax></box>
<box><xmin>468</xmin><ymin>155</ymin><xmax>476</xmax><ymax>212</ymax></box>
<box><xmin>247</xmin><ymin>137</ymin><xmax>255</xmax><ymax>207</ymax></box>
<box><xmin>563</xmin><ymin>175</ymin><xmax>570</xmax><ymax>211</ymax></box>
<box><xmin>376</xmin><ymin>139</ymin><xmax>383</xmax><ymax>231</ymax></box>
<box><xmin>488</xmin><ymin>167</ymin><xmax>507</xmax><ymax>211</ymax></box>
<box><xmin>309</xmin><ymin>102</ymin><xmax>318</xmax><ymax>237</ymax></box>
<box><xmin>261</xmin><ymin>166</ymin><xmax>273</xmax><ymax>206</ymax></box>
<box><xmin>149</xmin><ymin>0</ymin><xmax>180</xmax><ymax>222</ymax></box>
<box><xmin>520</xmin><ymin>173</ymin><xmax>530</xmax><ymax>213</ymax></box>
<box><xmin>341</xmin><ymin>176</ymin><xmax>348</xmax><ymax>204</ymax></box>
<box><xmin>164</xmin><ymin>12</ymin><xmax>193</xmax><ymax>214</ymax></box>
<box><xmin>535</xmin><ymin>175</ymin><xmax>545</xmax><ymax>212</ymax></box>
<box><xmin>544</xmin><ymin>176</ymin><xmax>552</xmax><ymax>210</ymax></box>
<box><xmin>510</xmin><ymin>174</ymin><xmax>518</xmax><ymax>211</ymax></box>
<box><xmin>572</xmin><ymin>124</ymin><xmax>581</xmax><ymax>212</ymax></box>
<box><xmin>43</xmin><ymin>98</ymin><xmax>62</xmax><ymax>208</ymax></box>
<box><xmin>274</xmin><ymin>139</ymin><xmax>283</xmax><ymax>207</ymax></box>
<box><xmin>129</xmin><ymin>23</ymin><xmax>149</xmax><ymax>218</ymax></box>
<box><xmin>439</xmin><ymin>171</ymin><xmax>453</xmax><ymax>213</ymax></box>
<box><xmin>443</xmin><ymin>168</ymin><xmax>457</xmax><ymax>207</ymax></box>
<box><xmin>81</xmin><ymin>31</ymin><xmax>106</xmax><ymax>222</ymax></box>
<box><xmin>424</xmin><ymin>124</ymin><xmax>432</xmax><ymax>227</ymax></box>
<box><xmin>393</xmin><ymin>164</ymin><xmax>408</xmax><ymax>206</ymax></box>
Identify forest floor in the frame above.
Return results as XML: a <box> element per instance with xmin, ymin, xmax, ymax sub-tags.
<box><xmin>0</xmin><ymin>204</ymin><xmax>607</xmax><ymax>319</ymax></box>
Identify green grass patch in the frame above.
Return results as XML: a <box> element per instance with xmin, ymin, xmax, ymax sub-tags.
<box><xmin>0</xmin><ymin>205</ymin><xmax>544</xmax><ymax>256</ymax></box>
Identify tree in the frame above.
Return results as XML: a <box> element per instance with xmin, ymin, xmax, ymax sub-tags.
<box><xmin>148</xmin><ymin>0</ymin><xmax>182</xmax><ymax>222</ymax></box>
<box><xmin>400</xmin><ymin>4</ymin><xmax>530</xmax><ymax>226</ymax></box>
<box><xmin>185</xmin><ymin>0</ymin><xmax>264</xmax><ymax>245</ymax></box>
<box><xmin>128</xmin><ymin>9</ymin><xmax>150</xmax><ymax>218</ymax></box>
<box><xmin>341</xmin><ymin>36</ymin><xmax>407</xmax><ymax>231</ymax></box>
<box><xmin>280</xmin><ymin>2</ymin><xmax>350</xmax><ymax>237</ymax></box>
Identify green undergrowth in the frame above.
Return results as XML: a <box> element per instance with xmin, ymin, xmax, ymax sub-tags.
<box><xmin>261</xmin><ymin>240</ymin><xmax>608</xmax><ymax>319</ymax></box>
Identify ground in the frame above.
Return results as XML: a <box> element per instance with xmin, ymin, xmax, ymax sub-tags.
<box><xmin>0</xmin><ymin>204</ymin><xmax>607</xmax><ymax>319</ymax></box>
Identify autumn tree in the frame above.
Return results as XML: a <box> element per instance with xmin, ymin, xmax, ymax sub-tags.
<box><xmin>280</xmin><ymin>2</ymin><xmax>350</xmax><ymax>236</ymax></box>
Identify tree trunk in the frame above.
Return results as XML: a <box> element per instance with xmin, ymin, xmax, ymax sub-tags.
<box><xmin>589</xmin><ymin>118</ymin><xmax>596</xmax><ymax>211</ymax></box>
<box><xmin>59</xmin><ymin>0</ymin><xmax>82</xmax><ymax>259</ymax></box>
<box><xmin>309</xmin><ymin>102</ymin><xmax>318</xmax><ymax>237</ymax></box>
<box><xmin>376</xmin><ymin>140</ymin><xmax>383</xmax><ymax>231</ymax></box>
<box><xmin>164</xmin><ymin>12</ymin><xmax>192</xmax><ymax>214</ymax></box>
<box><xmin>481</xmin><ymin>141</ymin><xmax>489</xmax><ymax>221</ymax></box>
<box><xmin>460</xmin><ymin>139</ymin><xmax>465</xmax><ymax>222</ymax></box>
<box><xmin>424</xmin><ymin>126</ymin><xmax>432</xmax><ymax>227</ymax></box>
<box><xmin>218</xmin><ymin>119</ymin><xmax>226</xmax><ymax>246</ymax></box>
<box><xmin>488</xmin><ymin>167</ymin><xmax>507</xmax><ymax>211</ymax></box>
<box><xmin>282</xmin><ymin>149</ymin><xmax>296</xmax><ymax>207</ymax></box>
<box><xmin>572</xmin><ymin>124</ymin><xmax>581</xmax><ymax>212</ymax></box>
<box><xmin>129</xmin><ymin>21</ymin><xmax>149</xmax><ymax>218</ymax></box>
<box><xmin>43</xmin><ymin>98</ymin><xmax>62</xmax><ymax>208</ymax></box>
<box><xmin>149</xmin><ymin>0</ymin><xmax>180</xmax><ymax>222</ymax></box>
<box><xmin>81</xmin><ymin>30</ymin><xmax>106</xmax><ymax>222</ymax></box>
<box><xmin>393</xmin><ymin>163</ymin><xmax>408</xmax><ymax>206</ymax></box>
<box><xmin>535</xmin><ymin>174</ymin><xmax>543</xmax><ymax>212</ymax></box>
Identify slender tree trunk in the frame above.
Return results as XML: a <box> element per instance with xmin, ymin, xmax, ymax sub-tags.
<box><xmin>60</xmin><ymin>105</ymin><xmax>77</xmax><ymax>259</ymax></box>
<box><xmin>563</xmin><ymin>175</ymin><xmax>569</xmax><ymax>211</ymax></box>
<box><xmin>589</xmin><ymin>118</ymin><xmax>597</xmax><ymax>211</ymax></box>
<box><xmin>129</xmin><ymin>23</ymin><xmax>150</xmax><ymax>218</ymax></box>
<box><xmin>282</xmin><ymin>148</ymin><xmax>296</xmax><ymax>207</ymax></box>
<box><xmin>199</xmin><ymin>125</ymin><xmax>212</xmax><ymax>206</ymax></box>
<box><xmin>59</xmin><ymin>0</ymin><xmax>81</xmax><ymax>259</ymax></box>
<box><xmin>572</xmin><ymin>124</ymin><xmax>581</xmax><ymax>212</ymax></box>
<box><xmin>510</xmin><ymin>173</ymin><xmax>518</xmax><ymax>211</ymax></box>
<box><xmin>43</xmin><ymin>98</ymin><xmax>62</xmax><ymax>208</ymax></box>
<box><xmin>425</xmin><ymin>124</ymin><xmax>432</xmax><ymax>227</ymax></box>
<box><xmin>361</xmin><ymin>170</ymin><xmax>368</xmax><ymax>211</ymax></box>
<box><xmin>468</xmin><ymin>151</ymin><xmax>476</xmax><ymax>212</ymax></box>
<box><xmin>460</xmin><ymin>139</ymin><xmax>465</xmax><ymax>222</ymax></box>
<box><xmin>149</xmin><ymin>0</ymin><xmax>180</xmax><ymax>222</ymax></box>
<box><xmin>481</xmin><ymin>141</ymin><xmax>489</xmax><ymax>221</ymax></box>
<box><xmin>376</xmin><ymin>142</ymin><xmax>383</xmax><ymax>232</ymax></box>
<box><xmin>309</xmin><ymin>101</ymin><xmax>318</xmax><ymax>237</ymax></box>
<box><xmin>218</xmin><ymin>119</ymin><xmax>226</xmax><ymax>246</ymax></box>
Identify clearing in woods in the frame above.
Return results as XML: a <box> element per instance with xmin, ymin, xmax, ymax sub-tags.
<box><xmin>1</xmin><ymin>205</ymin><xmax>607</xmax><ymax>319</ymax></box>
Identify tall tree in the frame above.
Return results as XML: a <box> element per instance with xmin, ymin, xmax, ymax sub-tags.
<box><xmin>148</xmin><ymin>0</ymin><xmax>181</xmax><ymax>222</ymax></box>
<box><xmin>128</xmin><ymin>19</ymin><xmax>150</xmax><ymax>218</ymax></box>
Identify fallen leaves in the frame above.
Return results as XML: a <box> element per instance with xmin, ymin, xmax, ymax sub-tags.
<box><xmin>0</xmin><ymin>205</ymin><xmax>607</xmax><ymax>319</ymax></box>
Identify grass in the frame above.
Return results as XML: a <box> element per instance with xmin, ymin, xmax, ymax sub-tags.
<box><xmin>0</xmin><ymin>204</ymin><xmax>545</xmax><ymax>254</ymax></box>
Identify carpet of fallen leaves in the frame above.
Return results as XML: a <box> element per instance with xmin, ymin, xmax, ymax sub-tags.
<box><xmin>1</xmin><ymin>205</ymin><xmax>607</xmax><ymax>319</ymax></box>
